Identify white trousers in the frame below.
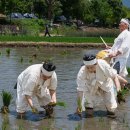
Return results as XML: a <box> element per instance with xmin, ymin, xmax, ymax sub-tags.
<box><xmin>83</xmin><ymin>87</ymin><xmax>117</xmax><ymax>112</ymax></box>
<box><xmin>112</xmin><ymin>58</ymin><xmax>128</xmax><ymax>77</ymax></box>
<box><xmin>16</xmin><ymin>79</ymin><xmax>51</xmax><ymax>113</ymax></box>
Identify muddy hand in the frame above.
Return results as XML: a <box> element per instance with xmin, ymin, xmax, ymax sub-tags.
<box><xmin>48</xmin><ymin>102</ymin><xmax>57</xmax><ymax>107</ymax></box>
<box><xmin>31</xmin><ymin>107</ymin><xmax>38</xmax><ymax>114</ymax></box>
<box><xmin>76</xmin><ymin>107</ymin><xmax>82</xmax><ymax>117</ymax></box>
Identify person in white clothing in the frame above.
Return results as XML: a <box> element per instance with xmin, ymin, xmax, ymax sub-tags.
<box><xmin>16</xmin><ymin>61</ymin><xmax>57</xmax><ymax>118</ymax></box>
<box><xmin>76</xmin><ymin>54</ymin><xmax>127</xmax><ymax>118</ymax></box>
<box><xmin>106</xmin><ymin>18</ymin><xmax>130</xmax><ymax>77</ymax></box>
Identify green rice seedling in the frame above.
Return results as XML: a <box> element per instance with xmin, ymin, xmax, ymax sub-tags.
<box><xmin>75</xmin><ymin>123</ymin><xmax>81</xmax><ymax>130</ymax></box>
<box><xmin>32</xmin><ymin>53</ymin><xmax>37</xmax><ymax>59</ymax></box>
<box><xmin>43</xmin><ymin>57</ymin><xmax>54</xmax><ymax>63</ymax></box>
<box><xmin>29</xmin><ymin>59</ymin><xmax>33</xmax><ymax>63</ymax></box>
<box><xmin>20</xmin><ymin>57</ymin><xmax>23</xmax><ymax>63</ymax></box>
<box><xmin>0</xmin><ymin>52</ymin><xmax>2</xmax><ymax>56</ymax></box>
<box><xmin>36</xmin><ymin>45</ymin><xmax>40</xmax><ymax>50</ymax></box>
<box><xmin>42</xmin><ymin>128</ymin><xmax>50</xmax><ymax>130</ymax></box>
<box><xmin>6</xmin><ymin>48</ymin><xmax>11</xmax><ymax>56</ymax></box>
<box><xmin>56</xmin><ymin>101</ymin><xmax>66</xmax><ymax>108</ymax></box>
<box><xmin>18</xmin><ymin>125</ymin><xmax>24</xmax><ymax>130</ymax></box>
<box><xmin>117</xmin><ymin>87</ymin><xmax>129</xmax><ymax>104</ymax></box>
<box><xmin>60</xmin><ymin>50</ymin><xmax>71</xmax><ymax>56</ymax></box>
<box><xmin>99</xmin><ymin>117</ymin><xmax>104</xmax><ymax>122</ymax></box>
<box><xmin>1</xmin><ymin>118</ymin><xmax>9</xmax><ymax>130</ymax></box>
<box><xmin>127</xmin><ymin>67</ymin><xmax>130</xmax><ymax>76</ymax></box>
<box><xmin>1</xmin><ymin>90</ymin><xmax>13</xmax><ymax>114</ymax></box>
<box><xmin>77</xmin><ymin>98</ymin><xmax>82</xmax><ymax>113</ymax></box>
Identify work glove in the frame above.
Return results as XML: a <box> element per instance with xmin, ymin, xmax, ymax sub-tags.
<box><xmin>31</xmin><ymin>106</ymin><xmax>39</xmax><ymax>114</ymax></box>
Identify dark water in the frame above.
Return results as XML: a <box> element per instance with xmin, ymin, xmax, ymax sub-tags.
<box><xmin>0</xmin><ymin>47</ymin><xmax>130</xmax><ymax>130</ymax></box>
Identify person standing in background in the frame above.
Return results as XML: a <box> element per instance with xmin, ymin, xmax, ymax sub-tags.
<box><xmin>106</xmin><ymin>18</ymin><xmax>130</xmax><ymax>77</ymax></box>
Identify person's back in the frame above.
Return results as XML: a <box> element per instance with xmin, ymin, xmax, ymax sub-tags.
<box><xmin>18</xmin><ymin>64</ymin><xmax>42</xmax><ymax>87</ymax></box>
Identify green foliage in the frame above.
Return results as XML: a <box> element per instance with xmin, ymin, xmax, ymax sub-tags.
<box><xmin>1</xmin><ymin>0</ymin><xmax>128</xmax><ymax>28</ymax></box>
<box><xmin>56</xmin><ymin>101</ymin><xmax>66</xmax><ymax>108</ymax></box>
<box><xmin>20</xmin><ymin>56</ymin><xmax>23</xmax><ymax>63</ymax></box>
<box><xmin>6</xmin><ymin>48</ymin><xmax>11</xmax><ymax>56</ymax></box>
<box><xmin>1</xmin><ymin>90</ymin><xmax>13</xmax><ymax>107</ymax></box>
<box><xmin>60</xmin><ymin>50</ymin><xmax>71</xmax><ymax>56</ymax></box>
<box><xmin>1</xmin><ymin>117</ymin><xmax>9</xmax><ymax>130</ymax></box>
<box><xmin>127</xmin><ymin>67</ymin><xmax>130</xmax><ymax>76</ymax></box>
<box><xmin>11</xmin><ymin>19</ymin><xmax>47</xmax><ymax>35</ymax></box>
<box><xmin>0</xmin><ymin>35</ymin><xmax>115</xmax><ymax>44</ymax></box>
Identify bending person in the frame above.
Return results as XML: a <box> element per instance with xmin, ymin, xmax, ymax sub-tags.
<box><xmin>16</xmin><ymin>61</ymin><xmax>57</xmax><ymax>118</ymax></box>
<box><xmin>76</xmin><ymin>54</ymin><xmax>126</xmax><ymax>118</ymax></box>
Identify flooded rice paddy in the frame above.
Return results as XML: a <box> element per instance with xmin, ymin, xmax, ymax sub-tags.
<box><xmin>0</xmin><ymin>47</ymin><xmax>130</xmax><ymax>130</ymax></box>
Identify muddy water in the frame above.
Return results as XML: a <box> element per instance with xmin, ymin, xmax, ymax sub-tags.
<box><xmin>0</xmin><ymin>47</ymin><xmax>130</xmax><ymax>130</ymax></box>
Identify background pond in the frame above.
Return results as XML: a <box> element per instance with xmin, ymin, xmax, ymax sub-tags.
<box><xmin>0</xmin><ymin>47</ymin><xmax>130</xmax><ymax>130</ymax></box>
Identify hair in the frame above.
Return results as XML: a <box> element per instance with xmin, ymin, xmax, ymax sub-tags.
<box><xmin>43</xmin><ymin>61</ymin><xmax>56</xmax><ymax>72</ymax></box>
<box><xmin>83</xmin><ymin>54</ymin><xmax>96</xmax><ymax>61</ymax></box>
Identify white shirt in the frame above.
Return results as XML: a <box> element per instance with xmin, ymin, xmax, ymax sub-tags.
<box><xmin>17</xmin><ymin>64</ymin><xmax>57</xmax><ymax>96</ymax></box>
<box><xmin>110</xmin><ymin>29</ymin><xmax>130</xmax><ymax>60</ymax></box>
<box><xmin>77</xmin><ymin>59</ymin><xmax>117</xmax><ymax>92</ymax></box>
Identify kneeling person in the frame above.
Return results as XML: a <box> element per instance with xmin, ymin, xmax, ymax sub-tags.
<box><xmin>16</xmin><ymin>61</ymin><xmax>57</xmax><ymax>118</ymax></box>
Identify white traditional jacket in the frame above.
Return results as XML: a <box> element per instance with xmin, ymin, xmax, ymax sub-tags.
<box><xmin>77</xmin><ymin>59</ymin><xmax>117</xmax><ymax>93</ymax></box>
<box><xmin>109</xmin><ymin>29</ymin><xmax>130</xmax><ymax>76</ymax></box>
<box><xmin>17</xmin><ymin>64</ymin><xmax>57</xmax><ymax>97</ymax></box>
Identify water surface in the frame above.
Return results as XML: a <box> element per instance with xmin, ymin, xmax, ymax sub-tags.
<box><xmin>0</xmin><ymin>47</ymin><xmax>130</xmax><ymax>130</ymax></box>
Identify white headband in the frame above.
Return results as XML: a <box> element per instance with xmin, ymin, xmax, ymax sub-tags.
<box><xmin>120</xmin><ymin>18</ymin><xmax>129</xmax><ymax>25</ymax></box>
<box><xmin>41</xmin><ymin>67</ymin><xmax>54</xmax><ymax>76</ymax></box>
<box><xmin>83</xmin><ymin>58</ymin><xmax>97</xmax><ymax>66</ymax></box>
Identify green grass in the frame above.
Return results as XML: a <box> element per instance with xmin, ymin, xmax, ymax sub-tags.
<box><xmin>0</xmin><ymin>35</ymin><xmax>115</xmax><ymax>44</ymax></box>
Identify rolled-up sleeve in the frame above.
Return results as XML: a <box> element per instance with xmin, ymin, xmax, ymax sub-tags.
<box><xmin>48</xmin><ymin>72</ymin><xmax>57</xmax><ymax>90</ymax></box>
<box><xmin>99</xmin><ymin>60</ymin><xmax>117</xmax><ymax>79</ymax></box>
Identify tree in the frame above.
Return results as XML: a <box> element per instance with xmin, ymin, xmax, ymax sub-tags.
<box><xmin>107</xmin><ymin>0</ymin><xmax>127</xmax><ymax>26</ymax></box>
<box><xmin>44</xmin><ymin>0</ymin><xmax>62</xmax><ymax>20</ymax></box>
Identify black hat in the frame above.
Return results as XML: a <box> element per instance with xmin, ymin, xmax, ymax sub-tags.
<box><xmin>41</xmin><ymin>61</ymin><xmax>56</xmax><ymax>76</ymax></box>
<box><xmin>83</xmin><ymin>54</ymin><xmax>96</xmax><ymax>65</ymax></box>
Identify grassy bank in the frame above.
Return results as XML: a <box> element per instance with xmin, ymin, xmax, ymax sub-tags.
<box><xmin>0</xmin><ymin>35</ymin><xmax>115</xmax><ymax>44</ymax></box>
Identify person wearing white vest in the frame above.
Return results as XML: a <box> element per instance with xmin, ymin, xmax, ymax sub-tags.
<box><xmin>16</xmin><ymin>61</ymin><xmax>57</xmax><ymax>118</ymax></box>
<box><xmin>106</xmin><ymin>18</ymin><xmax>130</xmax><ymax>77</ymax></box>
<box><xmin>76</xmin><ymin>54</ymin><xmax>120</xmax><ymax>118</ymax></box>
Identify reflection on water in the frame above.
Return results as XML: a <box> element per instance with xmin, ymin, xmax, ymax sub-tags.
<box><xmin>0</xmin><ymin>47</ymin><xmax>130</xmax><ymax>130</ymax></box>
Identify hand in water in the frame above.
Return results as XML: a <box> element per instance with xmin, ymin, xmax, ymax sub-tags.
<box><xmin>31</xmin><ymin>106</ymin><xmax>39</xmax><ymax>114</ymax></box>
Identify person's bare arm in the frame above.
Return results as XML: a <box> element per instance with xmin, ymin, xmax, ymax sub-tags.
<box><xmin>108</xmin><ymin>50</ymin><xmax>122</xmax><ymax>58</ymax></box>
<box><xmin>113</xmin><ymin>76</ymin><xmax>121</xmax><ymax>92</ymax></box>
<box><xmin>25</xmin><ymin>95</ymin><xmax>33</xmax><ymax>108</ymax></box>
<box><xmin>49</xmin><ymin>89</ymin><xmax>56</xmax><ymax>103</ymax></box>
<box><xmin>25</xmin><ymin>95</ymin><xmax>38</xmax><ymax>113</ymax></box>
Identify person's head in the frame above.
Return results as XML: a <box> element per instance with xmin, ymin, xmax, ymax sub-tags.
<box><xmin>119</xmin><ymin>18</ymin><xmax>129</xmax><ymax>32</ymax></box>
<box><xmin>41</xmin><ymin>61</ymin><xmax>56</xmax><ymax>80</ymax></box>
<box><xmin>83</xmin><ymin>54</ymin><xmax>97</xmax><ymax>73</ymax></box>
